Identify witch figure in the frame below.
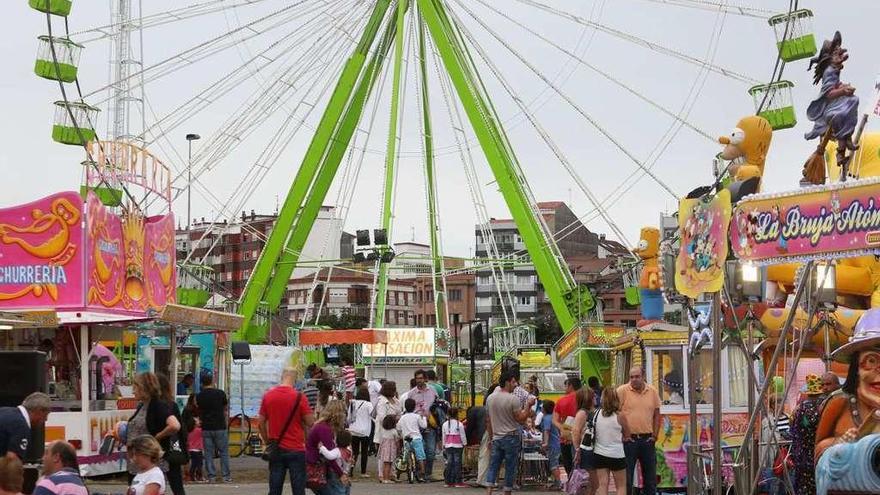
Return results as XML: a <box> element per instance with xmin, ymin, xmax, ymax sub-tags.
<box><xmin>805</xmin><ymin>31</ymin><xmax>860</xmax><ymax>167</ymax></box>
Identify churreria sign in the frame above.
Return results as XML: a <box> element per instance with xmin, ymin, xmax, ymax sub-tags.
<box><xmin>0</xmin><ymin>265</ymin><xmax>68</xmax><ymax>285</ymax></box>
<box><xmin>732</xmin><ymin>178</ymin><xmax>880</xmax><ymax>263</ymax></box>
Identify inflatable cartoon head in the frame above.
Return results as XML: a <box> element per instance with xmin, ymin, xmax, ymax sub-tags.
<box><xmin>634</xmin><ymin>227</ymin><xmax>660</xmax><ymax>260</ymax></box>
<box><xmin>718</xmin><ymin>115</ymin><xmax>773</xmax><ymax>181</ymax></box>
<box><xmin>826</xmin><ymin>131</ymin><xmax>880</xmax><ymax>181</ymax></box>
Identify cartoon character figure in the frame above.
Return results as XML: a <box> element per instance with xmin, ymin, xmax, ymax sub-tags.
<box><xmin>831</xmin><ymin>191</ymin><xmax>842</xmax><ymax>217</ymax></box>
<box><xmin>815</xmin><ymin>309</ymin><xmax>880</xmax><ymax>493</ymax></box>
<box><xmin>634</xmin><ymin>227</ymin><xmax>663</xmax><ymax>322</ymax></box>
<box><xmin>805</xmin><ymin>31</ymin><xmax>860</xmax><ymax>168</ymax></box>
<box><xmin>771</xmin><ymin>205</ymin><xmax>788</xmax><ymax>253</ymax></box>
<box><xmin>718</xmin><ymin>115</ymin><xmax>773</xmax><ymax>203</ymax></box>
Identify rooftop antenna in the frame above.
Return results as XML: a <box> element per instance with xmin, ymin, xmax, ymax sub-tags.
<box><xmin>411</xmin><ymin>225</ymin><xmax>415</xmax><ymax>242</ymax></box>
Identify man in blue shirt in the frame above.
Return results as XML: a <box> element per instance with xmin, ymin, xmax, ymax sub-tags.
<box><xmin>0</xmin><ymin>392</ymin><xmax>51</xmax><ymax>459</ymax></box>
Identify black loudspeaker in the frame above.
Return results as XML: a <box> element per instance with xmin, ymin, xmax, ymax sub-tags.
<box><xmin>373</xmin><ymin>228</ymin><xmax>388</xmax><ymax>245</ymax></box>
<box><xmin>231</xmin><ymin>341</ymin><xmax>251</xmax><ymax>361</ymax></box>
<box><xmin>0</xmin><ymin>351</ymin><xmax>47</xmax><ymax>407</ymax></box>
<box><xmin>0</xmin><ymin>351</ymin><xmax>47</xmax><ymax>465</ymax></box>
<box><xmin>356</xmin><ymin>230</ymin><xmax>370</xmax><ymax>246</ymax></box>
<box><xmin>472</xmin><ymin>324</ymin><xmax>489</xmax><ymax>357</ymax></box>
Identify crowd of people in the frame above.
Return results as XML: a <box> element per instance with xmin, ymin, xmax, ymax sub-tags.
<box><xmin>0</xmin><ymin>361</ymin><xmax>851</xmax><ymax>495</ymax></box>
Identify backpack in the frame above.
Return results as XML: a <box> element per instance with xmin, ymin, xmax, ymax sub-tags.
<box><xmin>579</xmin><ymin>410</ymin><xmax>601</xmax><ymax>451</ymax></box>
<box><xmin>429</xmin><ymin>399</ymin><xmax>449</xmax><ymax>429</ymax></box>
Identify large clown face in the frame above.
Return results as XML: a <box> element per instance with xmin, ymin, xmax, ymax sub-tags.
<box><xmin>857</xmin><ymin>350</ymin><xmax>880</xmax><ymax>408</ymax></box>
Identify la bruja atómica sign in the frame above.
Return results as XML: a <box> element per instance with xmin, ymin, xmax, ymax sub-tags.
<box><xmin>731</xmin><ymin>177</ymin><xmax>880</xmax><ymax>264</ymax></box>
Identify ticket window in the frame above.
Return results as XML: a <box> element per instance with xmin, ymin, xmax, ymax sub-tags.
<box><xmin>649</xmin><ymin>348</ymin><xmax>686</xmax><ymax>407</ymax></box>
<box><xmin>153</xmin><ymin>347</ymin><xmax>200</xmax><ymax>394</ymax></box>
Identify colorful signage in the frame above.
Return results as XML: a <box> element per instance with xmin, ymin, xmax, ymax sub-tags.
<box><xmin>363</xmin><ymin>327</ymin><xmax>435</xmax><ymax>358</ymax></box>
<box><xmin>0</xmin><ymin>191</ymin><xmax>85</xmax><ymax>309</ymax></box>
<box><xmin>676</xmin><ymin>190</ymin><xmax>731</xmax><ymax>298</ymax></box>
<box><xmin>0</xmin><ymin>191</ymin><xmax>175</xmax><ymax>315</ymax></box>
<box><xmin>555</xmin><ymin>328</ymin><xmax>580</xmax><ymax>362</ymax></box>
<box><xmin>731</xmin><ymin>178</ymin><xmax>880</xmax><ymax>264</ymax></box>
<box><xmin>85</xmin><ymin>193</ymin><xmax>176</xmax><ymax>313</ymax></box>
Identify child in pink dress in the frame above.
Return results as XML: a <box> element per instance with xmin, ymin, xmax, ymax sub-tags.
<box><xmin>187</xmin><ymin>419</ymin><xmax>205</xmax><ymax>482</ymax></box>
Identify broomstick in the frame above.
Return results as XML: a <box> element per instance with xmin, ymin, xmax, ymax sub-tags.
<box><xmin>802</xmin><ymin>128</ymin><xmax>832</xmax><ymax>186</ymax></box>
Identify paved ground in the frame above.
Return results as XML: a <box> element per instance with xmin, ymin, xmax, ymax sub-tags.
<box><xmin>85</xmin><ymin>455</ymin><xmax>560</xmax><ymax>495</ymax></box>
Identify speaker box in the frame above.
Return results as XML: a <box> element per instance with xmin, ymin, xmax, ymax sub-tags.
<box><xmin>231</xmin><ymin>341</ymin><xmax>251</xmax><ymax>361</ymax></box>
<box><xmin>0</xmin><ymin>351</ymin><xmax>47</xmax><ymax>407</ymax></box>
<box><xmin>0</xmin><ymin>351</ymin><xmax>47</xmax><ymax>464</ymax></box>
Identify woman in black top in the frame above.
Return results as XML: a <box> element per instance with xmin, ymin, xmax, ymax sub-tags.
<box><xmin>129</xmin><ymin>372</ymin><xmax>182</xmax><ymax>491</ymax></box>
<box><xmin>156</xmin><ymin>374</ymin><xmax>186</xmax><ymax>495</ymax></box>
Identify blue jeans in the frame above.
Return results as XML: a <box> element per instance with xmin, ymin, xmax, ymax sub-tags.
<box><xmin>444</xmin><ymin>447</ymin><xmax>463</xmax><ymax>484</ymax></box>
<box><xmin>487</xmin><ymin>434</ymin><xmax>521</xmax><ymax>491</ymax></box>
<box><xmin>422</xmin><ymin>428</ymin><xmax>437</xmax><ymax>477</ymax></box>
<box><xmin>203</xmin><ymin>429</ymin><xmax>231</xmax><ymax>480</ymax></box>
<box><xmin>623</xmin><ymin>438</ymin><xmax>656</xmax><ymax>495</ymax></box>
<box><xmin>315</xmin><ymin>469</ymin><xmax>347</xmax><ymax>495</ymax></box>
<box><xmin>269</xmin><ymin>450</ymin><xmax>306</xmax><ymax>495</ymax></box>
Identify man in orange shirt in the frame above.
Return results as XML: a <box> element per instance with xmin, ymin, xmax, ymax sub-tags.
<box><xmin>616</xmin><ymin>366</ymin><xmax>661</xmax><ymax>495</ymax></box>
<box><xmin>551</xmin><ymin>377</ymin><xmax>581</xmax><ymax>475</ymax></box>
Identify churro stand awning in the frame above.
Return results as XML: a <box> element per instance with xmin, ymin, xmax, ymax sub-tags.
<box><xmin>298</xmin><ymin>328</ymin><xmax>388</xmax><ymax>345</ymax></box>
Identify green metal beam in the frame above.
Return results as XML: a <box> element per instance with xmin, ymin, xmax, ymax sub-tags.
<box><xmin>262</xmin><ymin>9</ymin><xmax>400</xmax><ymax>312</ymax></box>
<box><xmin>374</xmin><ymin>0</ymin><xmax>409</xmax><ymax>327</ymax></box>
<box><xmin>417</xmin><ymin>13</ymin><xmax>447</xmax><ymax>330</ymax></box>
<box><xmin>235</xmin><ymin>0</ymin><xmax>392</xmax><ymax>342</ymax></box>
<box><xmin>418</xmin><ymin>0</ymin><xmax>577</xmax><ymax>331</ymax></box>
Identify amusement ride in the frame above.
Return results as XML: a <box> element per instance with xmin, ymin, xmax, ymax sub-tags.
<box><xmin>14</xmin><ymin>0</ymin><xmax>880</xmax><ymax>493</ymax></box>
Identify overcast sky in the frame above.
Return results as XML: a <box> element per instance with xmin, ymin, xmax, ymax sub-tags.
<box><xmin>3</xmin><ymin>0</ymin><xmax>879</xmax><ymax>260</ymax></box>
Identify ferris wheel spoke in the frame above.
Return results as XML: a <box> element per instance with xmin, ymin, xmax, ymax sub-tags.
<box><xmin>514</xmin><ymin>0</ymin><xmax>760</xmax><ymax>84</ymax></box>
<box><xmin>70</xmin><ymin>0</ymin><xmax>276</xmax><ymax>44</ymax></box>
<box><xmin>178</xmin><ymin>1</ymin><xmax>367</xmax><ymax>182</ymax></box>
<box><xmin>458</xmin><ymin>4</ymin><xmax>637</xmax><ymax>254</ymax></box>
<box><xmin>85</xmin><ymin>1</ymin><xmax>316</xmax><ymax>102</ymax></box>
<box><xmin>143</xmin><ymin>0</ymin><xmax>356</xmax><ymax>144</ymax></box>
<box><xmin>426</xmin><ymin>25</ymin><xmax>518</xmax><ymax>324</ymax></box>
<box><xmin>630</xmin><ymin>0</ymin><xmax>773</xmax><ymax>18</ymax></box>
<box><xmin>164</xmin><ymin>5</ymin><xmax>369</xmax><ymax>250</ymax></box>
<box><xmin>451</xmin><ymin>0</ymin><xmax>679</xmax><ymax>201</ymax></box>
<box><xmin>472</xmin><ymin>0</ymin><xmax>715</xmax><ymax>143</ymax></box>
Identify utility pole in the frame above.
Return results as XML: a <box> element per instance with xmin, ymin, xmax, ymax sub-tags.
<box><xmin>185</xmin><ymin>134</ymin><xmax>200</xmax><ymax>231</ymax></box>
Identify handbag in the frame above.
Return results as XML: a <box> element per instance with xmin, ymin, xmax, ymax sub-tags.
<box><xmin>565</xmin><ymin>467</ymin><xmax>590</xmax><ymax>495</ymax></box>
<box><xmin>306</xmin><ymin>461</ymin><xmax>328</xmax><ymax>490</ymax></box>
<box><xmin>262</xmin><ymin>391</ymin><xmax>302</xmax><ymax>462</ymax></box>
<box><xmin>164</xmin><ymin>433</ymin><xmax>189</xmax><ymax>465</ymax></box>
<box><xmin>579</xmin><ymin>410</ymin><xmax>600</xmax><ymax>451</ymax></box>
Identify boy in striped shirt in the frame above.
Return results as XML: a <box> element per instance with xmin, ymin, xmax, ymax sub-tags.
<box><xmin>35</xmin><ymin>441</ymin><xmax>88</xmax><ymax>495</ymax></box>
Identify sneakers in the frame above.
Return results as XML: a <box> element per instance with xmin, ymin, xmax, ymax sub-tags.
<box><xmin>223</xmin><ymin>478</ymin><xmax>233</xmax><ymax>483</ymax></box>
<box><xmin>454</xmin><ymin>483</ymin><xmax>470</xmax><ymax>488</ymax></box>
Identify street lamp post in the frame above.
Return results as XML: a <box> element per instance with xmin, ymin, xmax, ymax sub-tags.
<box><xmin>185</xmin><ymin>133</ymin><xmax>201</xmax><ymax>231</ymax></box>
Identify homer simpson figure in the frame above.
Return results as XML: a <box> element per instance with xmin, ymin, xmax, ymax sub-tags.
<box><xmin>634</xmin><ymin>227</ymin><xmax>663</xmax><ymax>322</ymax></box>
<box><xmin>718</xmin><ymin>115</ymin><xmax>773</xmax><ymax>203</ymax></box>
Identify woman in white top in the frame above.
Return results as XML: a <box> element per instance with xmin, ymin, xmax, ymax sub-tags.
<box><xmin>347</xmin><ymin>386</ymin><xmax>375</xmax><ymax>477</ymax></box>
<box><xmin>126</xmin><ymin>435</ymin><xmax>166</xmax><ymax>495</ymax></box>
<box><xmin>591</xmin><ymin>388</ymin><xmax>626</xmax><ymax>495</ymax></box>
<box><xmin>373</xmin><ymin>381</ymin><xmax>401</xmax><ymax>483</ymax></box>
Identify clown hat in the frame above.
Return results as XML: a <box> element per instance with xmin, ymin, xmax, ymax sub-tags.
<box><xmin>831</xmin><ymin>307</ymin><xmax>880</xmax><ymax>362</ymax></box>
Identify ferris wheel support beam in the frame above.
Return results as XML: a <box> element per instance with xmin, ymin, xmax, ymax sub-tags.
<box><xmin>374</xmin><ymin>0</ymin><xmax>410</xmax><ymax>327</ymax></box>
<box><xmin>417</xmin><ymin>0</ymin><xmax>588</xmax><ymax>334</ymax></box>
<box><xmin>417</xmin><ymin>13</ymin><xmax>448</xmax><ymax>331</ymax></box>
<box><xmin>236</xmin><ymin>0</ymin><xmax>393</xmax><ymax>342</ymax></box>
<box><xmin>261</xmin><ymin>8</ymin><xmax>400</xmax><ymax>316</ymax></box>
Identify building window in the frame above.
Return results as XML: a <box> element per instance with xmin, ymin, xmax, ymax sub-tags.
<box><xmin>478</xmin><ymin>276</ymin><xmax>490</xmax><ymax>285</ymax></box>
<box><xmin>518</xmin><ymin>296</ymin><xmax>531</xmax><ymax>305</ymax></box>
<box><xmin>448</xmin><ymin>289</ymin><xmax>462</xmax><ymax>301</ymax></box>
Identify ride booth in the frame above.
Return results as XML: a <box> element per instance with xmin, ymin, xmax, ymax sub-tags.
<box><xmin>0</xmin><ymin>191</ymin><xmax>236</xmax><ymax>477</ymax></box>
<box><xmin>361</xmin><ymin>327</ymin><xmax>449</xmax><ymax>386</ymax></box>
